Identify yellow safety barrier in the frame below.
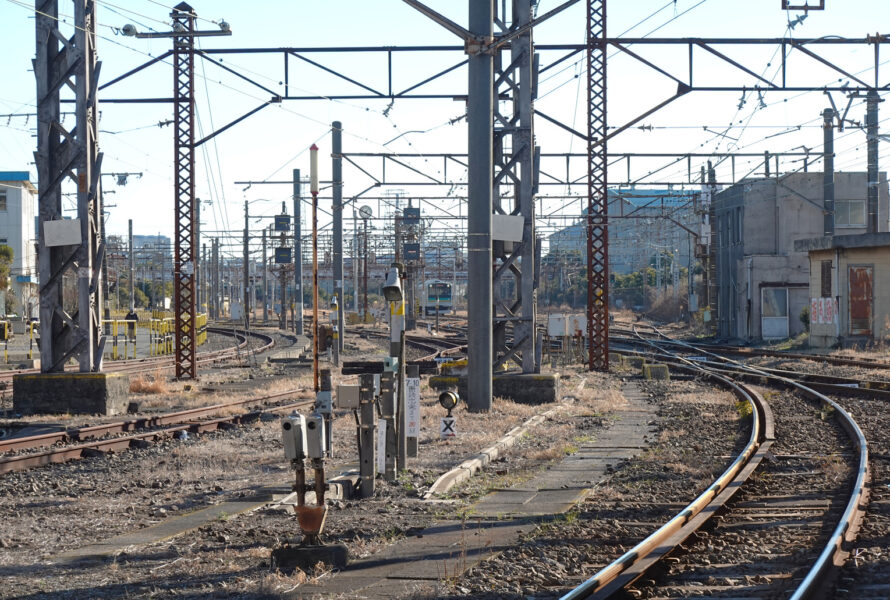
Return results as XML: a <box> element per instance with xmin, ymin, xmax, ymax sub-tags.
<box><xmin>100</xmin><ymin>319</ymin><xmax>141</xmax><ymax>360</ymax></box>
<box><xmin>28</xmin><ymin>321</ymin><xmax>38</xmax><ymax>360</ymax></box>
<box><xmin>95</xmin><ymin>313</ymin><xmax>210</xmax><ymax>358</ymax></box>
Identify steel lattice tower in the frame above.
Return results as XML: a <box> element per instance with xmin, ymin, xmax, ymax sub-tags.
<box><xmin>492</xmin><ymin>0</ymin><xmax>538</xmax><ymax>374</ymax></box>
<box><xmin>35</xmin><ymin>0</ymin><xmax>105</xmax><ymax>373</ymax></box>
<box><xmin>172</xmin><ymin>3</ymin><xmax>197</xmax><ymax>379</ymax></box>
<box><xmin>586</xmin><ymin>0</ymin><xmax>609</xmax><ymax>371</ymax></box>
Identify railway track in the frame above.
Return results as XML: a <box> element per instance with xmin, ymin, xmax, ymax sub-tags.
<box><xmin>563</xmin><ymin>327</ymin><xmax>870</xmax><ymax>599</ymax></box>
<box><xmin>0</xmin><ymin>324</ymin><xmax>462</xmax><ymax>476</ymax></box>
<box><xmin>0</xmin><ymin>326</ymin><xmax>274</xmax><ymax>385</ymax></box>
<box><xmin>0</xmin><ymin>327</ymin><xmax>285</xmax><ymax>475</ymax></box>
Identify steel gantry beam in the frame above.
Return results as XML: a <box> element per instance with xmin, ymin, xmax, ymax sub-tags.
<box><xmin>172</xmin><ymin>3</ymin><xmax>198</xmax><ymax>379</ymax></box>
<box><xmin>35</xmin><ymin>0</ymin><xmax>105</xmax><ymax>373</ymax></box>
<box><xmin>586</xmin><ymin>0</ymin><xmax>608</xmax><ymax>371</ymax></box>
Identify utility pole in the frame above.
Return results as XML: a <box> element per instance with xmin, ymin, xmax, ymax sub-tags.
<box><xmin>35</xmin><ymin>0</ymin><xmax>104</xmax><ymax>374</ymax></box>
<box><xmin>201</xmin><ymin>242</ymin><xmax>206</xmax><ymax>313</ymax></box>
<box><xmin>262</xmin><ymin>226</ymin><xmax>268</xmax><ymax>324</ymax></box>
<box><xmin>332</xmin><ymin>121</ymin><xmax>345</xmax><ymax>351</ymax></box>
<box><xmin>128</xmin><ymin>220</ymin><xmax>135</xmax><ymax>310</ymax></box>
<box><xmin>353</xmin><ymin>209</ymin><xmax>359</xmax><ymax>313</ymax></box>
<box><xmin>823</xmin><ymin>107</ymin><xmax>835</xmax><ymax>236</ymax></box>
<box><xmin>211</xmin><ymin>238</ymin><xmax>219</xmax><ymax>319</ymax></box>
<box><xmin>293</xmin><ymin>169</ymin><xmax>304</xmax><ymax>335</ymax></box>
<box><xmin>866</xmin><ymin>90</ymin><xmax>881</xmax><ymax>234</ymax></box>
<box><xmin>243</xmin><ymin>200</ymin><xmax>250</xmax><ymax>327</ymax></box>
<box><xmin>467</xmin><ymin>0</ymin><xmax>494</xmax><ymax>411</ymax></box>
<box><xmin>310</xmin><ymin>145</ymin><xmax>320</xmax><ymax>393</ymax></box>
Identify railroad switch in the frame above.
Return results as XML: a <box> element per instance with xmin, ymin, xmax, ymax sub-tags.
<box><xmin>281</xmin><ymin>412</ymin><xmax>329</xmax><ymax>544</ymax></box>
<box><xmin>274</xmin><ymin>411</ymin><xmax>348</xmax><ymax>572</ymax></box>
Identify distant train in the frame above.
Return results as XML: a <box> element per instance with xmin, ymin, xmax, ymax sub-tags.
<box><xmin>423</xmin><ymin>280</ymin><xmax>452</xmax><ymax>315</ymax></box>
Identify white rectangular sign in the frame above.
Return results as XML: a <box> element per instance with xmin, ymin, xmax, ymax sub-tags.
<box><xmin>376</xmin><ymin>419</ymin><xmax>387</xmax><ymax>474</ymax></box>
<box><xmin>44</xmin><ymin>218</ymin><xmax>82</xmax><ymax>247</ymax></box>
<box><xmin>440</xmin><ymin>416</ymin><xmax>456</xmax><ymax>439</ymax></box>
<box><xmin>406</xmin><ymin>377</ymin><xmax>421</xmax><ymax>437</ymax></box>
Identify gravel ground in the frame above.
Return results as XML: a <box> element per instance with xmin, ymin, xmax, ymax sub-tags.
<box><xmin>744</xmin><ymin>356</ymin><xmax>890</xmax><ymax>383</ymax></box>
<box><xmin>0</xmin><ymin>328</ymin><xmax>621</xmax><ymax>599</ymax></box>
<box><xmin>627</xmin><ymin>387</ymin><xmax>856</xmax><ymax>599</ymax></box>
<box><xmin>438</xmin><ymin>375</ymin><xmax>747</xmax><ymax>599</ymax></box>
<box><xmin>6</xmin><ymin>329</ymin><xmax>880</xmax><ymax>599</ymax></box>
<box><xmin>831</xmin><ymin>393</ymin><xmax>890</xmax><ymax>599</ymax></box>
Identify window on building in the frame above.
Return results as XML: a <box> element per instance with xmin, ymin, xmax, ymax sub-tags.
<box><xmin>736</xmin><ymin>207</ymin><xmax>743</xmax><ymax>243</ymax></box>
<box><xmin>835</xmin><ymin>199</ymin><xmax>866</xmax><ymax>227</ymax></box>
<box><xmin>821</xmin><ymin>260</ymin><xmax>832</xmax><ymax>297</ymax></box>
<box><xmin>0</xmin><ymin>190</ymin><xmax>6</xmax><ymax>212</ymax></box>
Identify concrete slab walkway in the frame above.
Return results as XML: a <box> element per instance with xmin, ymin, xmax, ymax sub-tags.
<box><xmin>293</xmin><ymin>381</ymin><xmax>658</xmax><ymax>598</ymax></box>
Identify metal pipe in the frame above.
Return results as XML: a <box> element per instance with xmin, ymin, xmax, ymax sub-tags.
<box><xmin>467</xmin><ymin>0</ymin><xmax>494</xmax><ymax>412</ymax></box>
<box><xmin>243</xmin><ymin>199</ymin><xmax>250</xmax><ymax>328</ymax></box>
<box><xmin>823</xmin><ymin>107</ymin><xmax>835</xmax><ymax>236</ymax></box>
<box><xmin>293</xmin><ymin>169</ymin><xmax>303</xmax><ymax>335</ymax></box>
<box><xmin>332</xmin><ymin>121</ymin><xmax>345</xmax><ymax>351</ymax></box>
<box><xmin>311</xmin><ymin>144</ymin><xmax>320</xmax><ymax>393</ymax></box>
<box><xmin>262</xmin><ymin>226</ymin><xmax>268</xmax><ymax>324</ymax></box>
<box><xmin>866</xmin><ymin>90</ymin><xmax>879</xmax><ymax>234</ymax></box>
<box><xmin>128</xmin><ymin>219</ymin><xmax>135</xmax><ymax>310</ymax></box>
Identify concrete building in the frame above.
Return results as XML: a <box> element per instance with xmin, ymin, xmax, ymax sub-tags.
<box><xmin>714</xmin><ymin>171</ymin><xmax>889</xmax><ymax>341</ymax></box>
<box><xmin>0</xmin><ymin>171</ymin><xmax>38</xmax><ymax>318</ymax></box>
<box><xmin>795</xmin><ymin>233</ymin><xmax>890</xmax><ymax>347</ymax></box>
<box><xmin>547</xmin><ymin>188</ymin><xmax>697</xmax><ymax>275</ymax></box>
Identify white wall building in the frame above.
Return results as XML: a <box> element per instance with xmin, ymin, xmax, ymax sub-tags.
<box><xmin>0</xmin><ymin>171</ymin><xmax>38</xmax><ymax>318</ymax></box>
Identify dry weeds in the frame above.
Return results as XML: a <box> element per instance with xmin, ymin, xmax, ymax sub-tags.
<box><xmin>129</xmin><ymin>370</ymin><xmax>170</xmax><ymax>394</ymax></box>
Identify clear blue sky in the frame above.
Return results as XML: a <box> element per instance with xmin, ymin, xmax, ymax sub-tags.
<box><xmin>0</xmin><ymin>0</ymin><xmax>887</xmax><ymax>251</ymax></box>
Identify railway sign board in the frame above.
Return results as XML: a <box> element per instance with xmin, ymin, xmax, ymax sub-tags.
<box><xmin>406</xmin><ymin>377</ymin><xmax>420</xmax><ymax>437</ymax></box>
<box><xmin>403</xmin><ymin>207</ymin><xmax>420</xmax><ymax>225</ymax></box>
<box><xmin>403</xmin><ymin>242</ymin><xmax>420</xmax><ymax>261</ymax></box>
<box><xmin>274</xmin><ymin>215</ymin><xmax>290</xmax><ymax>231</ymax></box>
<box><xmin>440</xmin><ymin>416</ymin><xmax>456</xmax><ymax>439</ymax></box>
<box><xmin>275</xmin><ymin>247</ymin><xmax>292</xmax><ymax>264</ymax></box>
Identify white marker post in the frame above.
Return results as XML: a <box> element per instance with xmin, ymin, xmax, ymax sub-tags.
<box><xmin>376</xmin><ymin>419</ymin><xmax>387</xmax><ymax>474</ymax></box>
<box><xmin>406</xmin><ymin>366</ymin><xmax>420</xmax><ymax>456</ymax></box>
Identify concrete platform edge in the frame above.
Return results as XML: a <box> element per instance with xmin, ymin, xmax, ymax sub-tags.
<box><xmin>423</xmin><ymin>405</ymin><xmax>563</xmax><ymax>499</ymax></box>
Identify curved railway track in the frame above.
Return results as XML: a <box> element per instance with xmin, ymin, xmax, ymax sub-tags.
<box><xmin>563</xmin><ymin>326</ymin><xmax>870</xmax><ymax>599</ymax></box>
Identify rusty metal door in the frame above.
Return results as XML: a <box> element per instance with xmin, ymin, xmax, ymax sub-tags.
<box><xmin>848</xmin><ymin>266</ymin><xmax>873</xmax><ymax>336</ymax></box>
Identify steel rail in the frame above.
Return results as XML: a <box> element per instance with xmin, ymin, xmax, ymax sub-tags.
<box><xmin>607</xmin><ymin>328</ymin><xmax>871</xmax><ymax>600</ymax></box>
<box><xmin>0</xmin><ymin>388</ymin><xmax>309</xmax><ymax>454</ymax></box>
<box><xmin>0</xmin><ymin>398</ymin><xmax>313</xmax><ymax>475</ymax></box>
<box><xmin>610</xmin><ymin>336</ymin><xmax>890</xmax><ymax>390</ymax></box>
<box><xmin>0</xmin><ymin>326</ymin><xmax>271</xmax><ymax>384</ymax></box>
<box><xmin>613</xmin><ymin>322</ymin><xmax>890</xmax><ymax>370</ymax></box>
<box><xmin>561</xmin><ymin>348</ymin><xmax>769</xmax><ymax>599</ymax></box>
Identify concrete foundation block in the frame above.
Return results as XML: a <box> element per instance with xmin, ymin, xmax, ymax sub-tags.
<box><xmin>13</xmin><ymin>372</ymin><xmax>130</xmax><ymax>416</ymax></box>
<box><xmin>642</xmin><ymin>363</ymin><xmax>670</xmax><ymax>381</ymax></box>
<box><xmin>608</xmin><ymin>352</ymin><xmax>625</xmax><ymax>366</ymax></box>
<box><xmin>270</xmin><ymin>543</ymin><xmax>348</xmax><ymax>573</ymax></box>
<box><xmin>428</xmin><ymin>373</ymin><xmax>560</xmax><ymax>405</ymax></box>
<box><xmin>626</xmin><ymin>356</ymin><xmax>645</xmax><ymax>369</ymax></box>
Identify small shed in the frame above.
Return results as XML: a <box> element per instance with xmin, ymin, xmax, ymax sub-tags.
<box><xmin>794</xmin><ymin>233</ymin><xmax>890</xmax><ymax>347</ymax></box>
